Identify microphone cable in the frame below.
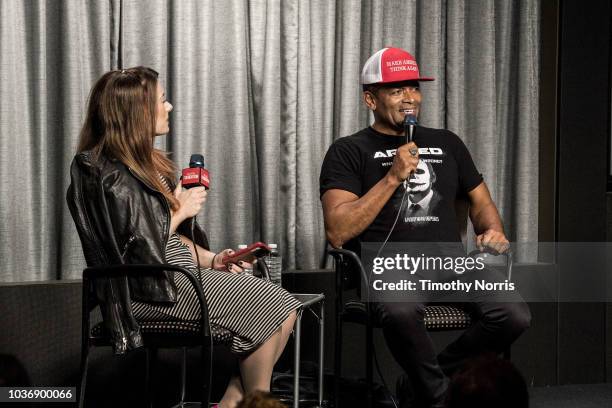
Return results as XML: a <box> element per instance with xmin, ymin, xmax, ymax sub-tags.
<box><xmin>181</xmin><ymin>169</ymin><xmax>213</xmax><ymax>403</ymax></box>
<box><xmin>362</xmin><ymin>186</ymin><xmax>406</xmax><ymax>408</ymax></box>
<box><xmin>360</xmin><ymin>116</ymin><xmax>417</xmax><ymax>407</ymax></box>
<box><xmin>190</xmin><ymin>217</ymin><xmax>202</xmax><ymax>282</ymax></box>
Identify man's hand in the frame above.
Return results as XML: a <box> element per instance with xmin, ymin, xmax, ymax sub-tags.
<box><xmin>388</xmin><ymin>142</ymin><xmax>420</xmax><ymax>184</ymax></box>
<box><xmin>322</xmin><ymin>141</ymin><xmax>420</xmax><ymax>248</ymax></box>
<box><xmin>468</xmin><ymin>182</ymin><xmax>509</xmax><ymax>254</ymax></box>
<box><xmin>475</xmin><ymin>229</ymin><xmax>509</xmax><ymax>254</ymax></box>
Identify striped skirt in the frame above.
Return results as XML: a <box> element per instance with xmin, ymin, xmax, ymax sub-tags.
<box><xmin>132</xmin><ymin>233</ymin><xmax>301</xmax><ymax>355</ymax></box>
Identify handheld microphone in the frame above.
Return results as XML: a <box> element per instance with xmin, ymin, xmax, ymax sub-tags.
<box><xmin>181</xmin><ymin>154</ymin><xmax>210</xmax><ymax>189</ymax></box>
<box><xmin>404</xmin><ymin>114</ymin><xmax>418</xmax><ymax>143</ymax></box>
<box><xmin>403</xmin><ymin>114</ymin><xmax>418</xmax><ymax>188</ymax></box>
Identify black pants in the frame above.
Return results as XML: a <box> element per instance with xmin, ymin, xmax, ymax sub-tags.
<box><xmin>374</xmin><ymin>273</ymin><xmax>531</xmax><ymax>406</ymax></box>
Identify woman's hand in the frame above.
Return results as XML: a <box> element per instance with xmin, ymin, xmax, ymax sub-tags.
<box><xmin>172</xmin><ymin>184</ymin><xmax>207</xmax><ymax>223</ymax></box>
<box><xmin>212</xmin><ymin>249</ymin><xmax>254</xmax><ymax>273</ymax></box>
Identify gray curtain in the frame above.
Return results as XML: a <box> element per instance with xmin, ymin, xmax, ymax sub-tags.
<box><xmin>0</xmin><ymin>0</ymin><xmax>120</xmax><ymax>281</ymax></box>
<box><xmin>0</xmin><ymin>0</ymin><xmax>539</xmax><ymax>282</ymax></box>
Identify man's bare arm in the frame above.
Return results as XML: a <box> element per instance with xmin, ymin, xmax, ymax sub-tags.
<box><xmin>467</xmin><ymin>182</ymin><xmax>509</xmax><ymax>253</ymax></box>
<box><xmin>323</xmin><ymin>142</ymin><xmax>419</xmax><ymax>248</ymax></box>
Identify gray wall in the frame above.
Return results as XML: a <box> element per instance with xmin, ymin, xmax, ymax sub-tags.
<box><xmin>0</xmin><ymin>281</ymin><xmax>237</xmax><ymax>406</ymax></box>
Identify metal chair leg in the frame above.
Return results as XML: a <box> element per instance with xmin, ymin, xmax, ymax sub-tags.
<box><xmin>293</xmin><ymin>311</ymin><xmax>303</xmax><ymax>408</ymax></box>
<box><xmin>334</xmin><ymin>317</ymin><xmax>342</xmax><ymax>408</ymax></box>
<box><xmin>365</xmin><ymin>317</ymin><xmax>373</xmax><ymax>408</ymax></box>
<box><xmin>180</xmin><ymin>347</ymin><xmax>187</xmax><ymax>404</ymax></box>
<box><xmin>318</xmin><ymin>301</ymin><xmax>325</xmax><ymax>407</ymax></box>
<box><xmin>145</xmin><ymin>348</ymin><xmax>156</xmax><ymax>408</ymax></box>
<box><xmin>78</xmin><ymin>346</ymin><xmax>89</xmax><ymax>408</ymax></box>
<box><xmin>202</xmin><ymin>342</ymin><xmax>212</xmax><ymax>407</ymax></box>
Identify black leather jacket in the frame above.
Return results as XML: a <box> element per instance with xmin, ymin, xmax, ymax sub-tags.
<box><xmin>67</xmin><ymin>151</ymin><xmax>209</xmax><ymax>353</ymax></box>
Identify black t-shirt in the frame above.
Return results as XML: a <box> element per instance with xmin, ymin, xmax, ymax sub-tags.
<box><xmin>319</xmin><ymin>126</ymin><xmax>483</xmax><ymax>243</ymax></box>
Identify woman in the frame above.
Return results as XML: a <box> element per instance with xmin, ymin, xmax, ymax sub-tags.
<box><xmin>73</xmin><ymin>67</ymin><xmax>299</xmax><ymax>407</ymax></box>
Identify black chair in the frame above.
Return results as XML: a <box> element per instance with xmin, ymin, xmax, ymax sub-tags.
<box><xmin>67</xmin><ymin>157</ymin><xmax>232</xmax><ymax>407</ymax></box>
<box><xmin>329</xmin><ymin>247</ymin><xmax>512</xmax><ymax>408</ymax></box>
<box><xmin>328</xmin><ymin>201</ymin><xmax>512</xmax><ymax>408</ymax></box>
<box><xmin>79</xmin><ymin>264</ymin><xmax>232</xmax><ymax>407</ymax></box>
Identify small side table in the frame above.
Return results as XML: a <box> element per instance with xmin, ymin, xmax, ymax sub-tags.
<box><xmin>290</xmin><ymin>293</ymin><xmax>325</xmax><ymax>408</ymax></box>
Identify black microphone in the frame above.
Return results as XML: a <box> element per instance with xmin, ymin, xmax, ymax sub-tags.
<box><xmin>403</xmin><ymin>115</ymin><xmax>418</xmax><ymax>186</ymax></box>
<box><xmin>182</xmin><ymin>154</ymin><xmax>210</xmax><ymax>189</ymax></box>
<box><xmin>189</xmin><ymin>154</ymin><xmax>205</xmax><ymax>168</ymax></box>
<box><xmin>404</xmin><ymin>114</ymin><xmax>418</xmax><ymax>143</ymax></box>
<box><xmin>181</xmin><ymin>154</ymin><xmax>209</xmax><ymax>280</ymax></box>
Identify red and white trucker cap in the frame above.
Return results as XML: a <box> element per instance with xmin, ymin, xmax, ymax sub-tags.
<box><xmin>361</xmin><ymin>47</ymin><xmax>435</xmax><ymax>85</ymax></box>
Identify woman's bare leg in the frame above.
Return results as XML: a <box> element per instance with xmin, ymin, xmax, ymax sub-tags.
<box><xmin>274</xmin><ymin>310</ymin><xmax>297</xmax><ymax>362</ymax></box>
<box><xmin>218</xmin><ymin>375</ymin><xmax>244</xmax><ymax>408</ymax></box>
<box><xmin>239</xmin><ymin>310</ymin><xmax>298</xmax><ymax>393</ymax></box>
<box><xmin>240</xmin><ymin>327</ymin><xmax>282</xmax><ymax>392</ymax></box>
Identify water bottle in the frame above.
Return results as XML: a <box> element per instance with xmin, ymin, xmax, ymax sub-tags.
<box><xmin>267</xmin><ymin>243</ymin><xmax>282</xmax><ymax>286</ymax></box>
<box><xmin>236</xmin><ymin>244</ymin><xmax>253</xmax><ymax>276</ymax></box>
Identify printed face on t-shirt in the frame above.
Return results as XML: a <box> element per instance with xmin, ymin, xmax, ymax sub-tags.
<box><xmin>407</xmin><ymin>160</ymin><xmax>436</xmax><ymax>193</ymax></box>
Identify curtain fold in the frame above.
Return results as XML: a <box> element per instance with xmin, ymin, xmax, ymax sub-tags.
<box><xmin>0</xmin><ymin>0</ymin><xmax>540</xmax><ymax>282</ymax></box>
<box><xmin>0</xmin><ymin>0</ymin><xmax>116</xmax><ymax>281</ymax></box>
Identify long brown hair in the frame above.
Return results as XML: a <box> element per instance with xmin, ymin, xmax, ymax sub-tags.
<box><xmin>78</xmin><ymin>67</ymin><xmax>179</xmax><ymax>210</ymax></box>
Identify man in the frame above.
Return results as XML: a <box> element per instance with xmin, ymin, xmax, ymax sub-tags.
<box><xmin>319</xmin><ymin>47</ymin><xmax>530</xmax><ymax>408</ymax></box>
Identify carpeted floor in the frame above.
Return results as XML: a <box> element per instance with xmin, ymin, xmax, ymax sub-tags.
<box><xmin>530</xmin><ymin>383</ymin><xmax>612</xmax><ymax>408</ymax></box>
<box><xmin>272</xmin><ymin>377</ymin><xmax>612</xmax><ymax>408</ymax></box>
